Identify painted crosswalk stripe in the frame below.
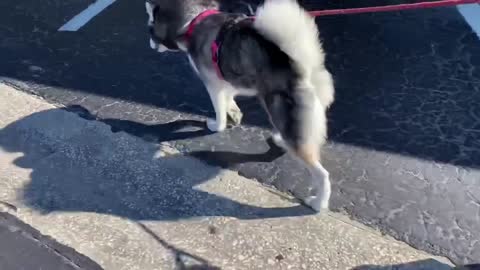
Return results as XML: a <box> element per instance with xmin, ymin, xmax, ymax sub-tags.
<box><xmin>58</xmin><ymin>0</ymin><xmax>117</xmax><ymax>31</ymax></box>
<box><xmin>457</xmin><ymin>4</ymin><xmax>480</xmax><ymax>39</ymax></box>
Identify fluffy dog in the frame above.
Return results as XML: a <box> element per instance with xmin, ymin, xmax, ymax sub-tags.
<box><xmin>145</xmin><ymin>0</ymin><xmax>335</xmax><ymax>211</ymax></box>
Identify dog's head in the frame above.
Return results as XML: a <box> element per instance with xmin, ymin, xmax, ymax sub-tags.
<box><xmin>145</xmin><ymin>0</ymin><xmax>185</xmax><ymax>52</ymax></box>
<box><xmin>145</xmin><ymin>0</ymin><xmax>220</xmax><ymax>53</ymax></box>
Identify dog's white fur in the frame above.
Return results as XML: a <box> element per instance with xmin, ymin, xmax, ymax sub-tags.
<box><xmin>254</xmin><ymin>0</ymin><xmax>334</xmax><ymax>108</ymax></box>
<box><xmin>146</xmin><ymin>0</ymin><xmax>334</xmax><ymax>212</ymax></box>
<box><xmin>253</xmin><ymin>0</ymin><xmax>333</xmax><ymax>210</ymax></box>
<box><xmin>255</xmin><ymin>0</ymin><xmax>324</xmax><ymax>75</ymax></box>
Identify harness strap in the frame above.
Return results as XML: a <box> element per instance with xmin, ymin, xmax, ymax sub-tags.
<box><xmin>210</xmin><ymin>41</ymin><xmax>223</xmax><ymax>79</ymax></box>
<box><xmin>184</xmin><ymin>10</ymin><xmax>220</xmax><ymax>41</ymax></box>
<box><xmin>183</xmin><ymin>10</ymin><xmax>225</xmax><ymax>79</ymax></box>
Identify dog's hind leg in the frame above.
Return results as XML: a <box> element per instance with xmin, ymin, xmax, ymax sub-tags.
<box><xmin>296</xmin><ymin>95</ymin><xmax>331</xmax><ymax>212</ymax></box>
<box><xmin>264</xmin><ymin>89</ymin><xmax>331</xmax><ymax>212</ymax></box>
<box><xmin>298</xmin><ymin>145</ymin><xmax>331</xmax><ymax>212</ymax></box>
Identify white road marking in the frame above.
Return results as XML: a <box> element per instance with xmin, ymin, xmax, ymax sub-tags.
<box><xmin>457</xmin><ymin>4</ymin><xmax>480</xmax><ymax>39</ymax></box>
<box><xmin>58</xmin><ymin>0</ymin><xmax>117</xmax><ymax>31</ymax></box>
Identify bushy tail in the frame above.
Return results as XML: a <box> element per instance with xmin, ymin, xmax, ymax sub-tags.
<box><xmin>253</xmin><ymin>0</ymin><xmax>334</xmax><ymax>108</ymax></box>
<box><xmin>254</xmin><ymin>0</ymin><xmax>324</xmax><ymax>75</ymax></box>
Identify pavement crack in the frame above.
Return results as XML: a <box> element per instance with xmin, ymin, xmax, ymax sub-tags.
<box><xmin>385</xmin><ymin>203</ymin><xmax>410</xmax><ymax>223</ymax></box>
<box><xmin>466</xmin><ymin>191</ymin><xmax>480</xmax><ymax>207</ymax></box>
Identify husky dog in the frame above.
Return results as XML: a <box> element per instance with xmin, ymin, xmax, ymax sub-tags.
<box><xmin>145</xmin><ymin>0</ymin><xmax>335</xmax><ymax>211</ymax></box>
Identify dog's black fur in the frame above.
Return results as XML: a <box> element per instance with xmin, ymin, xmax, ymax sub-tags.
<box><xmin>146</xmin><ymin>0</ymin><xmax>335</xmax><ymax>211</ymax></box>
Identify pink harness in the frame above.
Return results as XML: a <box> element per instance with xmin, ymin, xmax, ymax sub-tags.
<box><xmin>184</xmin><ymin>10</ymin><xmax>223</xmax><ymax>79</ymax></box>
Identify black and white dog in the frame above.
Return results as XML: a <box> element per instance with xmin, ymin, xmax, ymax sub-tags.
<box><xmin>145</xmin><ymin>0</ymin><xmax>335</xmax><ymax>212</ymax></box>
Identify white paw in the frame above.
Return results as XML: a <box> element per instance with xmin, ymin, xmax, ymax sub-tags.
<box><xmin>207</xmin><ymin>119</ymin><xmax>226</xmax><ymax>132</ymax></box>
<box><xmin>304</xmin><ymin>195</ymin><xmax>329</xmax><ymax>212</ymax></box>
<box><xmin>272</xmin><ymin>132</ymin><xmax>287</xmax><ymax>149</ymax></box>
<box><xmin>228</xmin><ymin>107</ymin><xmax>243</xmax><ymax>126</ymax></box>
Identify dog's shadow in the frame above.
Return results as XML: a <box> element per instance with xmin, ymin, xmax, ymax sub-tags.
<box><xmin>1</xmin><ymin>105</ymin><xmax>313</xmax><ymax>221</ymax></box>
<box><xmin>103</xmin><ymin>118</ymin><xmax>211</xmax><ymax>144</ymax></box>
<box><xmin>65</xmin><ymin>104</ymin><xmax>212</xmax><ymax>143</ymax></box>
<box><xmin>102</xmin><ymin>115</ymin><xmax>287</xmax><ymax>169</ymax></box>
<box><xmin>66</xmin><ymin>105</ymin><xmax>286</xmax><ymax>169</ymax></box>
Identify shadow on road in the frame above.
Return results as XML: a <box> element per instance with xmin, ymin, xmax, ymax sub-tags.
<box><xmin>1</xmin><ymin>0</ymin><xmax>479</xmax><ymax>169</ymax></box>
<box><xmin>65</xmin><ymin>105</ymin><xmax>214</xmax><ymax>143</ymax></box>
<box><xmin>66</xmin><ymin>104</ymin><xmax>287</xmax><ymax>169</ymax></box>
<box><xmin>0</xmin><ymin>106</ymin><xmax>311</xmax><ymax>221</ymax></box>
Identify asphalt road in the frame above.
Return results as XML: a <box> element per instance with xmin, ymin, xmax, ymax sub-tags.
<box><xmin>0</xmin><ymin>0</ymin><xmax>479</xmax><ymax>265</ymax></box>
<box><xmin>0</xmin><ymin>212</ymin><xmax>103</xmax><ymax>270</ymax></box>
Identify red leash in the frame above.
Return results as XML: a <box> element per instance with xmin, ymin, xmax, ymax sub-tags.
<box><xmin>307</xmin><ymin>0</ymin><xmax>480</xmax><ymax>17</ymax></box>
<box><xmin>186</xmin><ymin>0</ymin><xmax>480</xmax><ymax>80</ymax></box>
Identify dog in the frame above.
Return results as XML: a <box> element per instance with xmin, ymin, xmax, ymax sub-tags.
<box><xmin>145</xmin><ymin>0</ymin><xmax>335</xmax><ymax>212</ymax></box>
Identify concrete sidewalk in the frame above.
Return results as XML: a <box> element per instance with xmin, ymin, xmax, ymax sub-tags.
<box><xmin>0</xmin><ymin>83</ymin><xmax>455</xmax><ymax>270</ymax></box>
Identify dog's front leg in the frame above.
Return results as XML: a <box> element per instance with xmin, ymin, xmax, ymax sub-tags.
<box><xmin>206</xmin><ymin>84</ymin><xmax>228</xmax><ymax>132</ymax></box>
